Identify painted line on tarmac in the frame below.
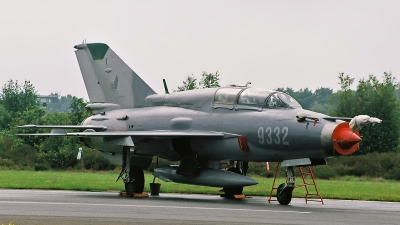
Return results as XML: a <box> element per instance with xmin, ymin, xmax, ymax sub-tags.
<box><xmin>0</xmin><ymin>201</ymin><xmax>312</xmax><ymax>214</ymax></box>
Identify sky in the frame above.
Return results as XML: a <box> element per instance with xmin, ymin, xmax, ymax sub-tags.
<box><xmin>1</xmin><ymin>0</ymin><xmax>400</xmax><ymax>100</ymax></box>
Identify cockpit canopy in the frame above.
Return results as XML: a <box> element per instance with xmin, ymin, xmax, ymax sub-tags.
<box><xmin>214</xmin><ymin>87</ymin><xmax>302</xmax><ymax>109</ymax></box>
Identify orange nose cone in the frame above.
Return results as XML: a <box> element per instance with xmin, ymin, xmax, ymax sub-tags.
<box><xmin>332</xmin><ymin>122</ymin><xmax>361</xmax><ymax>155</ymax></box>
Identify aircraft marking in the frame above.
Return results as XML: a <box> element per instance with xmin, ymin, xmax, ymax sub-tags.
<box><xmin>0</xmin><ymin>200</ymin><xmax>312</xmax><ymax>214</ymax></box>
<box><xmin>258</xmin><ymin>126</ymin><xmax>289</xmax><ymax>145</ymax></box>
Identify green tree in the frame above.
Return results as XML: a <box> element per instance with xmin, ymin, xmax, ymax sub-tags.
<box><xmin>309</xmin><ymin>101</ymin><xmax>332</xmax><ymax>114</ymax></box>
<box><xmin>36</xmin><ymin>111</ymin><xmax>80</xmax><ymax>169</ymax></box>
<box><xmin>276</xmin><ymin>87</ymin><xmax>328</xmax><ymax>111</ymax></box>
<box><xmin>11</xmin><ymin>107</ymin><xmax>47</xmax><ymax>148</ymax></box>
<box><xmin>0</xmin><ymin>105</ymin><xmax>10</xmax><ymax>130</ymax></box>
<box><xmin>293</xmin><ymin>88</ymin><xmax>314</xmax><ymax>109</ymax></box>
<box><xmin>331</xmin><ymin>73</ymin><xmax>356</xmax><ymax>117</ymax></box>
<box><xmin>0</xmin><ymin>80</ymin><xmax>40</xmax><ymax>129</ymax></box>
<box><xmin>0</xmin><ymin>79</ymin><xmax>95</xmax><ymax>169</ymax></box>
<box><xmin>275</xmin><ymin>87</ymin><xmax>295</xmax><ymax>96</ymax></box>
<box><xmin>199</xmin><ymin>71</ymin><xmax>220</xmax><ymax>88</ymax></box>
<box><xmin>0</xmin><ymin>80</ymin><xmax>39</xmax><ymax>114</ymax></box>
<box><xmin>176</xmin><ymin>75</ymin><xmax>198</xmax><ymax>92</ymax></box>
<box><xmin>69</xmin><ymin>97</ymin><xmax>90</xmax><ymax>125</ymax></box>
<box><xmin>309</xmin><ymin>87</ymin><xmax>333</xmax><ymax>114</ymax></box>
<box><xmin>175</xmin><ymin>71</ymin><xmax>221</xmax><ymax>92</ymax></box>
<box><xmin>37</xmin><ymin>136</ymin><xmax>78</xmax><ymax>169</ymax></box>
<box><xmin>35</xmin><ymin>98</ymin><xmax>90</xmax><ymax>169</ymax></box>
<box><xmin>332</xmin><ymin>72</ymin><xmax>399</xmax><ymax>154</ymax></box>
<box><xmin>314</xmin><ymin>87</ymin><xmax>333</xmax><ymax>104</ymax></box>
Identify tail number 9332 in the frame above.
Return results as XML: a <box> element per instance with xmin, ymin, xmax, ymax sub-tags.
<box><xmin>258</xmin><ymin>126</ymin><xmax>289</xmax><ymax>145</ymax></box>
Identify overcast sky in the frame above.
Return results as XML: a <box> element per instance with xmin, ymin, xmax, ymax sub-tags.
<box><xmin>1</xmin><ymin>0</ymin><xmax>399</xmax><ymax>100</ymax></box>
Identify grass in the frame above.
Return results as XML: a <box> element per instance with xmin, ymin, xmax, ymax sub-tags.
<box><xmin>0</xmin><ymin>170</ymin><xmax>399</xmax><ymax>202</ymax></box>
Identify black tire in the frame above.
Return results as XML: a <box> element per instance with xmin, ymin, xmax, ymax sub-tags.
<box><xmin>222</xmin><ymin>167</ymin><xmax>244</xmax><ymax>197</ymax></box>
<box><xmin>125</xmin><ymin>182</ymin><xmax>135</xmax><ymax>196</ymax></box>
<box><xmin>277</xmin><ymin>183</ymin><xmax>292</xmax><ymax>205</ymax></box>
<box><xmin>124</xmin><ymin>166</ymin><xmax>145</xmax><ymax>195</ymax></box>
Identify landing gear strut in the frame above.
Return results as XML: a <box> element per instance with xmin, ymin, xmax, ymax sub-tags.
<box><xmin>277</xmin><ymin>166</ymin><xmax>295</xmax><ymax>205</ymax></box>
<box><xmin>117</xmin><ymin>147</ymin><xmax>145</xmax><ymax>196</ymax></box>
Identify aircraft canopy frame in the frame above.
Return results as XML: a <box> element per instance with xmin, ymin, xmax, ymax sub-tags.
<box><xmin>213</xmin><ymin>87</ymin><xmax>302</xmax><ymax>109</ymax></box>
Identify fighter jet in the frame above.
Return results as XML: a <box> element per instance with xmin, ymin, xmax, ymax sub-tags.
<box><xmin>18</xmin><ymin>43</ymin><xmax>381</xmax><ymax>205</ymax></box>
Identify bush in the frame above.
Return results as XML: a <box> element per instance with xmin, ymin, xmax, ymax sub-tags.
<box><xmin>34</xmin><ymin>163</ymin><xmax>49</xmax><ymax>171</ymax></box>
<box><xmin>8</xmin><ymin>144</ymin><xmax>37</xmax><ymax>167</ymax></box>
<box><xmin>38</xmin><ymin>145</ymin><xmax>77</xmax><ymax>169</ymax></box>
<box><xmin>326</xmin><ymin>153</ymin><xmax>400</xmax><ymax>180</ymax></box>
<box><xmin>83</xmin><ymin>150</ymin><xmax>116</xmax><ymax>171</ymax></box>
<box><xmin>247</xmin><ymin>162</ymin><xmax>282</xmax><ymax>178</ymax></box>
<box><xmin>349</xmin><ymin>156</ymin><xmax>384</xmax><ymax>177</ymax></box>
<box><xmin>312</xmin><ymin>166</ymin><xmax>337</xmax><ymax>179</ymax></box>
<box><xmin>0</xmin><ymin>137</ymin><xmax>13</xmax><ymax>159</ymax></box>
<box><xmin>334</xmin><ymin>165</ymin><xmax>352</xmax><ymax>176</ymax></box>
<box><xmin>0</xmin><ymin>157</ymin><xmax>14</xmax><ymax>168</ymax></box>
<box><xmin>378</xmin><ymin>152</ymin><xmax>398</xmax><ymax>171</ymax></box>
<box><xmin>384</xmin><ymin>167</ymin><xmax>400</xmax><ymax>180</ymax></box>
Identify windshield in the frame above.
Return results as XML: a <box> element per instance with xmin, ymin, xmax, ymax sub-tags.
<box><xmin>266</xmin><ymin>92</ymin><xmax>302</xmax><ymax>108</ymax></box>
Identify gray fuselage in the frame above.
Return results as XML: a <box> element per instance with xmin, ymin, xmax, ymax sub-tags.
<box><xmin>81</xmin><ymin>88</ymin><xmax>339</xmax><ymax>163</ymax></box>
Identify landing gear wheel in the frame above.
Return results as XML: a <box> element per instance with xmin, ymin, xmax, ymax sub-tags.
<box><xmin>124</xmin><ymin>166</ymin><xmax>145</xmax><ymax>195</ymax></box>
<box><xmin>277</xmin><ymin>183</ymin><xmax>293</xmax><ymax>205</ymax></box>
<box><xmin>222</xmin><ymin>167</ymin><xmax>244</xmax><ymax>198</ymax></box>
<box><xmin>125</xmin><ymin>182</ymin><xmax>135</xmax><ymax>196</ymax></box>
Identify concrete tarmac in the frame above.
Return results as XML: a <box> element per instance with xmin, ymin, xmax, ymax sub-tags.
<box><xmin>0</xmin><ymin>189</ymin><xmax>399</xmax><ymax>225</ymax></box>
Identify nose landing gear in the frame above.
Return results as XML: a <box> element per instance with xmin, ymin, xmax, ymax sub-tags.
<box><xmin>269</xmin><ymin>163</ymin><xmax>324</xmax><ymax>205</ymax></box>
<box><xmin>276</xmin><ymin>166</ymin><xmax>295</xmax><ymax>205</ymax></box>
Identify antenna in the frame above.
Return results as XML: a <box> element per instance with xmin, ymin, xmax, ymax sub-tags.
<box><xmin>163</xmin><ymin>79</ymin><xmax>170</xmax><ymax>94</ymax></box>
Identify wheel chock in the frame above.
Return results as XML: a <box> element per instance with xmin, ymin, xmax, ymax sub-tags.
<box><xmin>119</xmin><ymin>191</ymin><xmax>131</xmax><ymax>197</ymax></box>
<box><xmin>234</xmin><ymin>194</ymin><xmax>245</xmax><ymax>199</ymax></box>
<box><xmin>220</xmin><ymin>194</ymin><xmax>246</xmax><ymax>199</ymax></box>
<box><xmin>133</xmin><ymin>193</ymin><xmax>149</xmax><ymax>198</ymax></box>
<box><xmin>218</xmin><ymin>189</ymin><xmax>246</xmax><ymax>199</ymax></box>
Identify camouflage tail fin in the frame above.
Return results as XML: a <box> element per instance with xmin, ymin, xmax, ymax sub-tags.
<box><xmin>74</xmin><ymin>43</ymin><xmax>156</xmax><ymax>108</ymax></box>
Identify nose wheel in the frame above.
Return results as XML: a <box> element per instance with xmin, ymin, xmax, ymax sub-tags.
<box><xmin>276</xmin><ymin>166</ymin><xmax>295</xmax><ymax>205</ymax></box>
<box><xmin>277</xmin><ymin>183</ymin><xmax>294</xmax><ymax>205</ymax></box>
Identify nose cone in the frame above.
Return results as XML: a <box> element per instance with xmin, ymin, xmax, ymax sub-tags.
<box><xmin>332</xmin><ymin>122</ymin><xmax>361</xmax><ymax>155</ymax></box>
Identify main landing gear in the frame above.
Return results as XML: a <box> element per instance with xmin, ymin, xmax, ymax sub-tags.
<box><xmin>222</xmin><ymin>161</ymin><xmax>248</xmax><ymax>198</ymax></box>
<box><xmin>117</xmin><ymin>147</ymin><xmax>145</xmax><ymax>196</ymax></box>
<box><xmin>124</xmin><ymin>166</ymin><xmax>144</xmax><ymax>195</ymax></box>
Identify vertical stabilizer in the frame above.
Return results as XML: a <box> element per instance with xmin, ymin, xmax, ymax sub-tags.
<box><xmin>74</xmin><ymin>43</ymin><xmax>156</xmax><ymax>108</ymax></box>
